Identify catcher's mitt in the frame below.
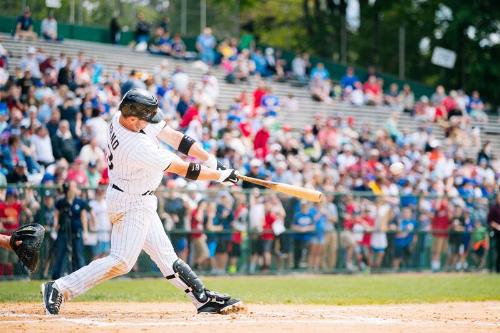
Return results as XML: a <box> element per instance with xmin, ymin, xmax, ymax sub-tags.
<box><xmin>9</xmin><ymin>224</ymin><xmax>45</xmax><ymax>272</ymax></box>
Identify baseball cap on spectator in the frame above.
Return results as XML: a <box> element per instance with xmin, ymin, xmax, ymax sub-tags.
<box><xmin>6</xmin><ymin>187</ymin><xmax>18</xmax><ymax>197</ymax></box>
<box><xmin>281</xmin><ymin>124</ymin><xmax>291</xmax><ymax>132</ymax></box>
<box><xmin>41</xmin><ymin>173</ymin><xmax>55</xmax><ymax>184</ymax></box>
<box><xmin>20</xmin><ymin>118</ymin><xmax>31</xmax><ymax>129</ymax></box>
<box><xmin>429</xmin><ymin>139</ymin><xmax>440</xmax><ymax>149</ymax></box>
<box><xmin>88</xmin><ymin>161</ymin><xmax>97</xmax><ymax>169</ymax></box>
<box><xmin>27</xmin><ymin>46</ymin><xmax>36</xmax><ymax>54</ymax></box>
<box><xmin>44</xmin><ymin>189</ymin><xmax>56</xmax><ymax>198</ymax></box>
<box><xmin>276</xmin><ymin>161</ymin><xmax>287</xmax><ymax>170</ymax></box>
<box><xmin>270</xmin><ymin>143</ymin><xmax>281</xmax><ymax>152</ymax></box>
<box><xmin>250</xmin><ymin>159</ymin><xmax>262</xmax><ymax>168</ymax></box>
<box><xmin>15</xmin><ymin>160</ymin><xmax>27</xmax><ymax>168</ymax></box>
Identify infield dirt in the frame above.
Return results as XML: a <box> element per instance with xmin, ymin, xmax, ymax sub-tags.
<box><xmin>1</xmin><ymin>301</ymin><xmax>499</xmax><ymax>332</ymax></box>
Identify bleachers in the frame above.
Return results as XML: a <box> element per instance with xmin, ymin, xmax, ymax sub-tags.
<box><xmin>2</xmin><ymin>34</ymin><xmax>498</xmax><ymax>158</ymax></box>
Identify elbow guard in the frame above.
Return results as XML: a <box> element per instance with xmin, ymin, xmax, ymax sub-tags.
<box><xmin>178</xmin><ymin>134</ymin><xmax>195</xmax><ymax>155</ymax></box>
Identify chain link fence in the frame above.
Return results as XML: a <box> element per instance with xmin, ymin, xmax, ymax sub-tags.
<box><xmin>0</xmin><ymin>184</ymin><xmax>497</xmax><ymax>279</ymax></box>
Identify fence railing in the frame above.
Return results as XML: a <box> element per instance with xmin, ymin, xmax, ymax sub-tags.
<box><xmin>0</xmin><ymin>185</ymin><xmax>497</xmax><ymax>278</ymax></box>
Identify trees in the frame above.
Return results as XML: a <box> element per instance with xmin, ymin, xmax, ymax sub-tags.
<box><xmin>238</xmin><ymin>0</ymin><xmax>499</xmax><ymax>106</ymax></box>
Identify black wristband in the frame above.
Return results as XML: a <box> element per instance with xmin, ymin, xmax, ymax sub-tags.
<box><xmin>178</xmin><ymin>134</ymin><xmax>195</xmax><ymax>155</ymax></box>
<box><xmin>185</xmin><ymin>162</ymin><xmax>202</xmax><ymax>180</ymax></box>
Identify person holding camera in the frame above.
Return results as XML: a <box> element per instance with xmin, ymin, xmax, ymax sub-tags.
<box><xmin>51</xmin><ymin>181</ymin><xmax>90</xmax><ymax>279</ymax></box>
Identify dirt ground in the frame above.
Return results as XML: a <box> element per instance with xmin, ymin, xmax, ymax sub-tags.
<box><xmin>1</xmin><ymin>302</ymin><xmax>499</xmax><ymax>333</ymax></box>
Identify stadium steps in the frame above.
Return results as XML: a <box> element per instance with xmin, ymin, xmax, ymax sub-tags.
<box><xmin>2</xmin><ymin>34</ymin><xmax>498</xmax><ymax>158</ymax></box>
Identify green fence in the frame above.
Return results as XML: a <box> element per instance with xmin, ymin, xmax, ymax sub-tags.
<box><xmin>0</xmin><ymin>185</ymin><xmax>497</xmax><ymax>279</ymax></box>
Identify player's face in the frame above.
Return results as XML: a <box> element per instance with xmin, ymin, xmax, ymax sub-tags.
<box><xmin>121</xmin><ymin>116</ymin><xmax>149</xmax><ymax>132</ymax></box>
<box><xmin>136</xmin><ymin>119</ymin><xmax>149</xmax><ymax>131</ymax></box>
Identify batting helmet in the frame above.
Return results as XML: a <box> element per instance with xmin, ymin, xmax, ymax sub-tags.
<box><xmin>119</xmin><ymin>88</ymin><xmax>163</xmax><ymax>123</ymax></box>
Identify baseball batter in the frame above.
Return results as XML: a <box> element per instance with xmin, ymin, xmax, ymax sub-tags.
<box><xmin>41</xmin><ymin>88</ymin><xmax>244</xmax><ymax>315</ymax></box>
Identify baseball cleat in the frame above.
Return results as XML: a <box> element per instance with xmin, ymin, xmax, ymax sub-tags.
<box><xmin>41</xmin><ymin>281</ymin><xmax>63</xmax><ymax>315</ymax></box>
<box><xmin>197</xmin><ymin>290</ymin><xmax>246</xmax><ymax>314</ymax></box>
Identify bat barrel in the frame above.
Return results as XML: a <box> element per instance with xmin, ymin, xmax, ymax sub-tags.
<box><xmin>238</xmin><ymin>175</ymin><xmax>323</xmax><ymax>203</ymax></box>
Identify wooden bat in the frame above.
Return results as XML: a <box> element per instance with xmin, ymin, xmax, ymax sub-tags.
<box><xmin>238</xmin><ymin>175</ymin><xmax>323</xmax><ymax>203</ymax></box>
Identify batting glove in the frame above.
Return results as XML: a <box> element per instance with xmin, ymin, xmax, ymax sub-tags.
<box><xmin>217</xmin><ymin>169</ymin><xmax>239</xmax><ymax>185</ymax></box>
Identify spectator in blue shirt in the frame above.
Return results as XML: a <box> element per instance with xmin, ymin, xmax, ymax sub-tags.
<box><xmin>15</xmin><ymin>7</ymin><xmax>37</xmax><ymax>41</ymax></box>
<box><xmin>393</xmin><ymin>207</ymin><xmax>417</xmax><ymax>270</ymax></box>
<box><xmin>214</xmin><ymin>193</ymin><xmax>233</xmax><ymax>274</ymax></box>
<box><xmin>310</xmin><ymin>63</ymin><xmax>330</xmax><ymax>82</ymax></box>
<box><xmin>340</xmin><ymin>66</ymin><xmax>359</xmax><ymax>90</ymax></box>
<box><xmin>251</xmin><ymin>49</ymin><xmax>268</xmax><ymax>77</ymax></box>
<box><xmin>260</xmin><ymin>87</ymin><xmax>280</xmax><ymax>117</ymax></box>
<box><xmin>292</xmin><ymin>202</ymin><xmax>315</xmax><ymax>269</ymax></box>
<box><xmin>52</xmin><ymin>181</ymin><xmax>90</xmax><ymax>279</ymax></box>
<box><xmin>196</xmin><ymin>27</ymin><xmax>217</xmax><ymax>65</ymax></box>
<box><xmin>468</xmin><ymin>90</ymin><xmax>488</xmax><ymax>122</ymax></box>
<box><xmin>148</xmin><ymin>27</ymin><xmax>172</xmax><ymax>56</ymax></box>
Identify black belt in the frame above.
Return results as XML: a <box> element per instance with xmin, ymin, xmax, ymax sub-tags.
<box><xmin>111</xmin><ymin>184</ymin><xmax>154</xmax><ymax>196</ymax></box>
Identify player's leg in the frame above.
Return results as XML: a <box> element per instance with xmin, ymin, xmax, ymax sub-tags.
<box><xmin>142</xmin><ymin>212</ymin><xmax>244</xmax><ymax>314</ymax></box>
<box><xmin>42</xmin><ymin>209</ymin><xmax>150</xmax><ymax>315</ymax></box>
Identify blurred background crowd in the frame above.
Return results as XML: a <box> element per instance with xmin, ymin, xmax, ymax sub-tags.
<box><xmin>0</xmin><ymin>7</ymin><xmax>498</xmax><ymax>279</ymax></box>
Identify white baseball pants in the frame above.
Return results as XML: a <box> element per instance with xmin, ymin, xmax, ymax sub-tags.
<box><xmin>54</xmin><ymin>204</ymin><xmax>201</xmax><ymax>307</ymax></box>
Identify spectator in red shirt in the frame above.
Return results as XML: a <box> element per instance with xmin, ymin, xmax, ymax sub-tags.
<box><xmin>0</xmin><ymin>188</ymin><xmax>23</xmax><ymax>278</ymax></box>
<box><xmin>340</xmin><ymin>209</ymin><xmax>357</xmax><ymax>271</ymax></box>
<box><xmin>179</xmin><ymin>102</ymin><xmax>200</xmax><ymax>130</ymax></box>
<box><xmin>431</xmin><ymin>198</ymin><xmax>451</xmax><ymax>271</ymax></box>
<box><xmin>261</xmin><ymin>197</ymin><xmax>276</xmax><ymax>272</ymax></box>
<box><xmin>252</xmin><ymin>80</ymin><xmax>267</xmax><ymax>116</ymax></box>
<box><xmin>66</xmin><ymin>158</ymin><xmax>89</xmax><ymax>186</ymax></box>
<box><xmin>190</xmin><ymin>200</ymin><xmax>210</xmax><ymax>269</ymax></box>
<box><xmin>363</xmin><ymin>75</ymin><xmax>382</xmax><ymax>105</ymax></box>
<box><xmin>317</xmin><ymin>117</ymin><xmax>337</xmax><ymax>150</ymax></box>
<box><xmin>253</xmin><ymin>122</ymin><xmax>270</xmax><ymax>159</ymax></box>
<box><xmin>228</xmin><ymin>191</ymin><xmax>248</xmax><ymax>274</ymax></box>
<box><xmin>359</xmin><ymin>207</ymin><xmax>375</xmax><ymax>268</ymax></box>
<box><xmin>442</xmin><ymin>90</ymin><xmax>457</xmax><ymax>114</ymax></box>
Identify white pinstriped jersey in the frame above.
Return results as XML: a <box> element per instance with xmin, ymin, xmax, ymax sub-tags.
<box><xmin>106</xmin><ymin>112</ymin><xmax>175</xmax><ymax>203</ymax></box>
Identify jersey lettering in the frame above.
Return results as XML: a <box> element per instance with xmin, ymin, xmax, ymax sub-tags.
<box><xmin>109</xmin><ymin>124</ymin><xmax>120</xmax><ymax>150</ymax></box>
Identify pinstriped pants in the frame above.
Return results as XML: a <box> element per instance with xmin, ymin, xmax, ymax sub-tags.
<box><xmin>55</xmin><ymin>206</ymin><xmax>181</xmax><ymax>301</ymax></box>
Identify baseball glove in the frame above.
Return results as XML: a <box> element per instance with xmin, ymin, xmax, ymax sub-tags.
<box><xmin>9</xmin><ymin>224</ymin><xmax>45</xmax><ymax>272</ymax></box>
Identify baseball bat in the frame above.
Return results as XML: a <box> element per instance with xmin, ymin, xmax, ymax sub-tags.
<box><xmin>238</xmin><ymin>175</ymin><xmax>323</xmax><ymax>203</ymax></box>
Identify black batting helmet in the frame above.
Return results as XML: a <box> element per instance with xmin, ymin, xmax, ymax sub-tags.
<box><xmin>119</xmin><ymin>88</ymin><xmax>163</xmax><ymax>123</ymax></box>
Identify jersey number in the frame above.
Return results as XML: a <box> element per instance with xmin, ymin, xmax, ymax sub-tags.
<box><xmin>107</xmin><ymin>144</ymin><xmax>114</xmax><ymax>170</ymax></box>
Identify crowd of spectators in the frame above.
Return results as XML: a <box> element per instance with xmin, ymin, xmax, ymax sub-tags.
<box><xmin>0</xmin><ymin>13</ymin><xmax>498</xmax><ymax>278</ymax></box>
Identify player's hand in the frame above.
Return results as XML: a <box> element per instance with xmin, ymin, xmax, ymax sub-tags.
<box><xmin>217</xmin><ymin>169</ymin><xmax>239</xmax><ymax>186</ymax></box>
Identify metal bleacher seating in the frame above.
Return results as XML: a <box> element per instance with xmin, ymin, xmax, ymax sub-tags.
<box><xmin>2</xmin><ymin>34</ymin><xmax>498</xmax><ymax>158</ymax></box>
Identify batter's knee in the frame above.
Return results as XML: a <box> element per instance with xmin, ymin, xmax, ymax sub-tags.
<box><xmin>106</xmin><ymin>254</ymin><xmax>134</xmax><ymax>277</ymax></box>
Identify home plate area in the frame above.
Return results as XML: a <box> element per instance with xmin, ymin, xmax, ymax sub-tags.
<box><xmin>1</xmin><ymin>302</ymin><xmax>499</xmax><ymax>333</ymax></box>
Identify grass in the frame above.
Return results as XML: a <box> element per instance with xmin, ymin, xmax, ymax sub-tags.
<box><xmin>0</xmin><ymin>274</ymin><xmax>499</xmax><ymax>305</ymax></box>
